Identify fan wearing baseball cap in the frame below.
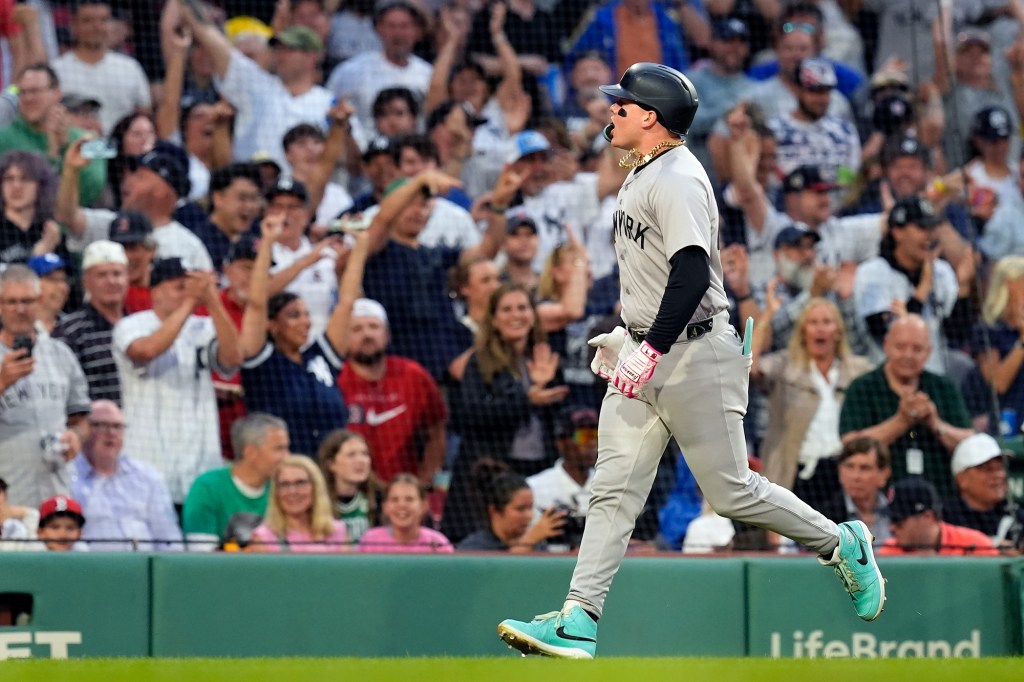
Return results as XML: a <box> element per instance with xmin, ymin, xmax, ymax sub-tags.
<box><xmin>56</xmin><ymin>138</ymin><xmax>214</xmax><ymax>272</ymax></box>
<box><xmin>36</xmin><ymin>496</ymin><xmax>87</xmax><ymax>552</ymax></box>
<box><xmin>111</xmin><ymin>257</ymin><xmax>242</xmax><ymax>506</ymax></box>
<box><xmin>942</xmin><ymin>434</ymin><xmax>1024</xmax><ymax>545</ymax></box>
<box><xmin>52</xmin><ymin>239</ymin><xmax>129</xmax><ymax>405</ymax></box>
<box><xmin>179</xmin><ymin>3</ymin><xmax>339</xmax><ymax>168</ymax></box>
<box><xmin>767</xmin><ymin>58</ymin><xmax>860</xmax><ymax>189</ymax></box>
<box><xmin>878</xmin><ymin>478</ymin><xmax>998</xmax><ymax>556</ymax></box>
<box><xmin>852</xmin><ymin>196</ymin><xmax>960</xmax><ymax>373</ymax></box>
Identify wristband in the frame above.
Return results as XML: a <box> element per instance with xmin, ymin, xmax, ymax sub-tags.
<box><xmin>487</xmin><ymin>202</ymin><xmax>509</xmax><ymax>214</ymax></box>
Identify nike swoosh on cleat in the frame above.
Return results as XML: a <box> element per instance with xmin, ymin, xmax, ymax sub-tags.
<box><xmin>856</xmin><ymin>540</ymin><xmax>869</xmax><ymax>566</ymax></box>
<box><xmin>555</xmin><ymin>626</ymin><xmax>597</xmax><ymax>643</ymax></box>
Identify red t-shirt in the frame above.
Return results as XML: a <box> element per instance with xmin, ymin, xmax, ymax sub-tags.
<box><xmin>879</xmin><ymin>522</ymin><xmax>999</xmax><ymax>556</ymax></box>
<box><xmin>338</xmin><ymin>356</ymin><xmax>447</xmax><ymax>482</ymax></box>
<box><xmin>124</xmin><ymin>285</ymin><xmax>152</xmax><ymax>314</ymax></box>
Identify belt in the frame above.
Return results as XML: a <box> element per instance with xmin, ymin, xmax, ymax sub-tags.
<box><xmin>628</xmin><ymin>317</ymin><xmax>714</xmax><ymax>344</ymax></box>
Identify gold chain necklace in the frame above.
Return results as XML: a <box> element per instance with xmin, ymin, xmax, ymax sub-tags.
<box><xmin>618</xmin><ymin>139</ymin><xmax>684</xmax><ymax>169</ymax></box>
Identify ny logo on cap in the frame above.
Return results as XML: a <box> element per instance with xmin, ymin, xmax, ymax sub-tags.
<box><xmin>54</xmin><ymin>496</ymin><xmax>69</xmax><ymax>511</ymax></box>
<box><xmin>991</xmin><ymin>109</ymin><xmax>1009</xmax><ymax>128</ymax></box>
<box><xmin>892</xmin><ymin>207</ymin><xmax>906</xmax><ymax>223</ymax></box>
<box><xmin>901</xmin><ymin>138</ymin><xmax>918</xmax><ymax>153</ymax></box>
<box><xmin>920</xmin><ymin>200</ymin><xmax>935</xmax><ymax>216</ymax></box>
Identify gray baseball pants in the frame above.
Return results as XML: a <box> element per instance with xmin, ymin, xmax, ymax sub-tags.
<box><xmin>567</xmin><ymin>311</ymin><xmax>840</xmax><ymax>617</ymax></box>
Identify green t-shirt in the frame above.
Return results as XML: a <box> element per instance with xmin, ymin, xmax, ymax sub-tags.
<box><xmin>0</xmin><ymin>116</ymin><xmax>107</xmax><ymax>207</ymax></box>
<box><xmin>839</xmin><ymin>366</ymin><xmax>971</xmax><ymax>497</ymax></box>
<box><xmin>182</xmin><ymin>467</ymin><xmax>269</xmax><ymax>543</ymax></box>
<box><xmin>336</xmin><ymin>492</ymin><xmax>369</xmax><ymax>543</ymax></box>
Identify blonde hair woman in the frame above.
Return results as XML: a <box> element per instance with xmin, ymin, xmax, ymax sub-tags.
<box><xmin>251</xmin><ymin>456</ymin><xmax>349</xmax><ymax>552</ymax></box>
<box><xmin>974</xmin><ymin>256</ymin><xmax>1024</xmax><ymax>403</ymax></box>
<box><xmin>752</xmin><ymin>294</ymin><xmax>874</xmax><ymax>515</ymax></box>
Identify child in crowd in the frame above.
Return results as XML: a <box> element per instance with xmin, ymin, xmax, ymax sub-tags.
<box><xmin>35</xmin><ymin>496</ymin><xmax>88</xmax><ymax>552</ymax></box>
<box><xmin>359</xmin><ymin>474</ymin><xmax>453</xmax><ymax>553</ymax></box>
<box><xmin>317</xmin><ymin>429</ymin><xmax>381</xmax><ymax>542</ymax></box>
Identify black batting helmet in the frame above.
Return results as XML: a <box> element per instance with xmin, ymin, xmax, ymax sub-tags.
<box><xmin>599</xmin><ymin>62</ymin><xmax>699</xmax><ymax>136</ymax></box>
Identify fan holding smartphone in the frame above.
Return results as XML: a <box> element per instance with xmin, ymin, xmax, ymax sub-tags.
<box><xmin>0</xmin><ymin>264</ymin><xmax>91</xmax><ymax>508</ymax></box>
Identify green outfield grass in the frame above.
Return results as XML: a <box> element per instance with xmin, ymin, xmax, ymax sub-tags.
<box><xmin>3</xmin><ymin>657</ymin><xmax>1024</xmax><ymax>682</ymax></box>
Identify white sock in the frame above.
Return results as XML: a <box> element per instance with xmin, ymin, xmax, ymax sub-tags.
<box><xmin>562</xmin><ymin>600</ymin><xmax>585</xmax><ymax>615</ymax></box>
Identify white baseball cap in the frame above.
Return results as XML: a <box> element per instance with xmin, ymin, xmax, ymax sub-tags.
<box><xmin>352</xmin><ymin>298</ymin><xmax>388</xmax><ymax>325</ymax></box>
<box><xmin>951</xmin><ymin>433</ymin><xmax>1004</xmax><ymax>476</ymax></box>
<box><xmin>81</xmin><ymin>240</ymin><xmax>128</xmax><ymax>270</ymax></box>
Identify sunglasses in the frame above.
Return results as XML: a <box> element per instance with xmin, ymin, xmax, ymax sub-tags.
<box><xmin>782</xmin><ymin>21</ymin><xmax>816</xmax><ymax>35</ymax></box>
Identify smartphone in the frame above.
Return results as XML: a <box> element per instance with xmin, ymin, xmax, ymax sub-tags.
<box><xmin>327</xmin><ymin>214</ymin><xmax>371</xmax><ymax>233</ymax></box>
<box><xmin>12</xmin><ymin>334</ymin><xmax>33</xmax><ymax>357</ymax></box>
<box><xmin>80</xmin><ymin>138</ymin><xmax>118</xmax><ymax>160</ymax></box>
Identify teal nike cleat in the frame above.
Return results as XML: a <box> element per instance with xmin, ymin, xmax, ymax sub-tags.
<box><xmin>498</xmin><ymin>605</ymin><xmax>598</xmax><ymax>659</ymax></box>
<box><xmin>821</xmin><ymin>520</ymin><xmax>887</xmax><ymax>621</ymax></box>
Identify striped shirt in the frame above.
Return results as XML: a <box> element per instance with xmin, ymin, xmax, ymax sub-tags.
<box><xmin>53</xmin><ymin>303</ymin><xmax>122</xmax><ymax>406</ymax></box>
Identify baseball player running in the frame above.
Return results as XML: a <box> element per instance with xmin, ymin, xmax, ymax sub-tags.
<box><xmin>497</xmin><ymin>63</ymin><xmax>886</xmax><ymax>659</ymax></box>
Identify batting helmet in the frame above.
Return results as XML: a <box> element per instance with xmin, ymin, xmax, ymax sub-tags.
<box><xmin>599</xmin><ymin>62</ymin><xmax>699</xmax><ymax>136</ymax></box>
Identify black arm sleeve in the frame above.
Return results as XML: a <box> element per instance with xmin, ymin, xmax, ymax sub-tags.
<box><xmin>643</xmin><ymin>246</ymin><xmax>711</xmax><ymax>354</ymax></box>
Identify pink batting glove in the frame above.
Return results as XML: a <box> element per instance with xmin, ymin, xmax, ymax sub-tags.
<box><xmin>613</xmin><ymin>341</ymin><xmax>661</xmax><ymax>399</ymax></box>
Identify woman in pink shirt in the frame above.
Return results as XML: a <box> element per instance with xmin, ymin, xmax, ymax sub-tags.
<box><xmin>251</xmin><ymin>456</ymin><xmax>349</xmax><ymax>552</ymax></box>
<box><xmin>358</xmin><ymin>474</ymin><xmax>453</xmax><ymax>554</ymax></box>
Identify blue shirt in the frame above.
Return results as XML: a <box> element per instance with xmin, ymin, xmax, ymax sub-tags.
<box><xmin>70</xmin><ymin>454</ymin><xmax>183</xmax><ymax>551</ymax></box>
<box><xmin>242</xmin><ymin>335</ymin><xmax>347</xmax><ymax>458</ymax></box>
<box><xmin>362</xmin><ymin>240</ymin><xmax>466</xmax><ymax>381</ymax></box>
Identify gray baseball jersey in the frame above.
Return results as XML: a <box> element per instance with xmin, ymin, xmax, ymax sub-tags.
<box><xmin>614</xmin><ymin>144</ymin><xmax>729</xmax><ymax>331</ymax></box>
<box><xmin>0</xmin><ymin>336</ymin><xmax>91</xmax><ymax>507</ymax></box>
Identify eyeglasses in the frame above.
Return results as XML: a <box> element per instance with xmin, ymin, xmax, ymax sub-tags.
<box><xmin>277</xmin><ymin>479</ymin><xmax>312</xmax><ymax>491</ymax></box>
<box><xmin>17</xmin><ymin>86</ymin><xmax>54</xmax><ymax>98</ymax></box>
<box><xmin>1</xmin><ymin>297</ymin><xmax>39</xmax><ymax>307</ymax></box>
<box><xmin>782</xmin><ymin>22</ymin><xmax>817</xmax><ymax>35</ymax></box>
<box><xmin>89</xmin><ymin>421</ymin><xmax>126</xmax><ymax>432</ymax></box>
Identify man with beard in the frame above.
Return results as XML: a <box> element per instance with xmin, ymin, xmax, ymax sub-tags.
<box><xmin>756</xmin><ymin>226</ymin><xmax>869</xmax><ymax>355</ymax></box>
<box><xmin>767</xmin><ymin>58</ymin><xmax>860</xmax><ymax>189</ymax></box>
<box><xmin>337</xmin><ymin>298</ymin><xmax>447</xmax><ymax>485</ymax></box>
<box><xmin>853</xmin><ymin>196</ymin><xmax>965</xmax><ymax>372</ymax></box>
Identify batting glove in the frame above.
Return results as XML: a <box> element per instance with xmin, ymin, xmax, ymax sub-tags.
<box><xmin>588</xmin><ymin>326</ymin><xmax>626</xmax><ymax>380</ymax></box>
<box><xmin>613</xmin><ymin>341</ymin><xmax>662</xmax><ymax>399</ymax></box>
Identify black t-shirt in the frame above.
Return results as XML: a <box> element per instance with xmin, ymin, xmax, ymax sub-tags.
<box><xmin>362</xmin><ymin>240</ymin><xmax>466</xmax><ymax>381</ymax></box>
<box><xmin>467</xmin><ymin>6</ymin><xmax>563</xmax><ymax>63</ymax></box>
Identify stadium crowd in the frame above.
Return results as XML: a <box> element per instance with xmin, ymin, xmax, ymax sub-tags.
<box><xmin>0</xmin><ymin>0</ymin><xmax>1023</xmax><ymax>556</ymax></box>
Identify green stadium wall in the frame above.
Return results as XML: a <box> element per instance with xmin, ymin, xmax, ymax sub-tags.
<box><xmin>0</xmin><ymin>554</ymin><xmax>1021</xmax><ymax>659</ymax></box>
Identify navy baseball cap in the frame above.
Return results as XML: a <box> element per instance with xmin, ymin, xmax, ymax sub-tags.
<box><xmin>362</xmin><ymin>136</ymin><xmax>394</xmax><ymax>163</ymax></box>
<box><xmin>507</xmin><ymin>214</ymin><xmax>538</xmax><ymax>235</ymax></box>
<box><xmin>425</xmin><ymin>100</ymin><xmax>487</xmax><ymax>132</ymax></box>
<box><xmin>774</xmin><ymin>226</ymin><xmax>821</xmax><ymax>250</ymax></box>
<box><xmin>971</xmin><ymin>106</ymin><xmax>1013</xmax><ymax>140</ymax></box>
<box><xmin>713</xmin><ymin>17</ymin><xmax>749</xmax><ymax>41</ymax></box>
<box><xmin>783</xmin><ymin>165</ymin><xmax>837</xmax><ymax>194</ymax></box>
<box><xmin>795</xmin><ymin>58</ymin><xmax>837</xmax><ymax>91</ymax></box>
<box><xmin>887</xmin><ymin>477</ymin><xmax>940</xmax><ymax>524</ymax></box>
<box><xmin>265</xmin><ymin>177</ymin><xmax>309</xmax><ymax>203</ymax></box>
<box><xmin>226</xmin><ymin>234</ymin><xmax>260</xmax><ymax>263</ymax></box>
<box><xmin>27</xmin><ymin>253</ymin><xmax>66</xmax><ymax>277</ymax></box>
<box><xmin>149</xmin><ymin>258</ymin><xmax>188</xmax><ymax>288</ymax></box>
<box><xmin>108</xmin><ymin>210</ymin><xmax>154</xmax><ymax>246</ymax></box>
<box><xmin>888</xmin><ymin>196</ymin><xmax>941</xmax><ymax>229</ymax></box>
<box><xmin>131</xmin><ymin>141</ymin><xmax>191</xmax><ymax>198</ymax></box>
<box><xmin>880</xmin><ymin>135</ymin><xmax>930</xmax><ymax>168</ymax></box>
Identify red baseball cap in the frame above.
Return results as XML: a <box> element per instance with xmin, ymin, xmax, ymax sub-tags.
<box><xmin>38</xmin><ymin>496</ymin><xmax>85</xmax><ymax>526</ymax></box>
